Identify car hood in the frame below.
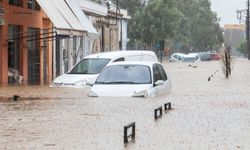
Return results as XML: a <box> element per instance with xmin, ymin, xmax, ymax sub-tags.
<box><xmin>90</xmin><ymin>84</ymin><xmax>153</xmax><ymax>97</ymax></box>
<box><xmin>52</xmin><ymin>74</ymin><xmax>99</xmax><ymax>86</ymax></box>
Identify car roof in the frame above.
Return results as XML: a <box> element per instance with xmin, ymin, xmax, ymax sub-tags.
<box><xmin>186</xmin><ymin>53</ymin><xmax>199</xmax><ymax>57</ymax></box>
<box><xmin>172</xmin><ymin>53</ymin><xmax>186</xmax><ymax>56</ymax></box>
<box><xmin>84</xmin><ymin>50</ymin><xmax>156</xmax><ymax>59</ymax></box>
<box><xmin>105</xmin><ymin>61</ymin><xmax>159</xmax><ymax>67</ymax></box>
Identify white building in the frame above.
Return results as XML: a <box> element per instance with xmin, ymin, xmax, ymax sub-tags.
<box><xmin>37</xmin><ymin>0</ymin><xmax>130</xmax><ymax>78</ymax></box>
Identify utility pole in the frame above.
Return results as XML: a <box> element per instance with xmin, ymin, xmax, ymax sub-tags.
<box><xmin>247</xmin><ymin>0</ymin><xmax>250</xmax><ymax>60</ymax></box>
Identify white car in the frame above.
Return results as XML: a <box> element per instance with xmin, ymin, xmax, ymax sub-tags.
<box><xmin>51</xmin><ymin>50</ymin><xmax>158</xmax><ymax>87</ymax></box>
<box><xmin>88</xmin><ymin>61</ymin><xmax>171</xmax><ymax>97</ymax></box>
<box><xmin>170</xmin><ymin>53</ymin><xmax>186</xmax><ymax>62</ymax></box>
<box><xmin>170</xmin><ymin>53</ymin><xmax>200</xmax><ymax>63</ymax></box>
<box><xmin>183</xmin><ymin>53</ymin><xmax>200</xmax><ymax>62</ymax></box>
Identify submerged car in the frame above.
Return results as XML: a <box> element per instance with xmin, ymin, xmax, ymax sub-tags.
<box><xmin>169</xmin><ymin>53</ymin><xmax>186</xmax><ymax>62</ymax></box>
<box><xmin>183</xmin><ymin>53</ymin><xmax>200</xmax><ymax>62</ymax></box>
<box><xmin>51</xmin><ymin>50</ymin><xmax>158</xmax><ymax>87</ymax></box>
<box><xmin>88</xmin><ymin>61</ymin><xmax>171</xmax><ymax>97</ymax></box>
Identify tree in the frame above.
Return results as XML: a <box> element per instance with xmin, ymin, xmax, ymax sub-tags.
<box><xmin>141</xmin><ymin>0</ymin><xmax>181</xmax><ymax>45</ymax></box>
<box><xmin>117</xmin><ymin>0</ymin><xmax>223</xmax><ymax>51</ymax></box>
<box><xmin>236</xmin><ymin>39</ymin><xmax>248</xmax><ymax>56</ymax></box>
<box><xmin>175</xmin><ymin>0</ymin><xmax>223</xmax><ymax>52</ymax></box>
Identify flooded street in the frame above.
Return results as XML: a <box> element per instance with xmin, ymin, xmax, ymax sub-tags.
<box><xmin>1</xmin><ymin>59</ymin><xmax>250</xmax><ymax>150</ymax></box>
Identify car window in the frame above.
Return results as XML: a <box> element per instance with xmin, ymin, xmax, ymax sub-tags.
<box><xmin>153</xmin><ymin>64</ymin><xmax>161</xmax><ymax>82</ymax></box>
<box><xmin>153</xmin><ymin>64</ymin><xmax>167</xmax><ymax>82</ymax></box>
<box><xmin>113</xmin><ymin>57</ymin><xmax>125</xmax><ymax>62</ymax></box>
<box><xmin>96</xmin><ymin>65</ymin><xmax>152</xmax><ymax>84</ymax></box>
<box><xmin>183</xmin><ymin>57</ymin><xmax>195</xmax><ymax>62</ymax></box>
<box><xmin>156</xmin><ymin>64</ymin><xmax>167</xmax><ymax>81</ymax></box>
<box><xmin>68</xmin><ymin>58</ymin><xmax>110</xmax><ymax>74</ymax></box>
<box><xmin>177</xmin><ymin>56</ymin><xmax>182</xmax><ymax>61</ymax></box>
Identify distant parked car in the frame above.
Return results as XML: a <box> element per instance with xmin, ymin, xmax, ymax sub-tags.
<box><xmin>51</xmin><ymin>50</ymin><xmax>159</xmax><ymax>87</ymax></box>
<box><xmin>88</xmin><ymin>61</ymin><xmax>171</xmax><ymax>97</ymax></box>
<box><xmin>198</xmin><ymin>52</ymin><xmax>212</xmax><ymax>61</ymax></box>
<box><xmin>170</xmin><ymin>53</ymin><xmax>186</xmax><ymax>62</ymax></box>
<box><xmin>209</xmin><ymin>53</ymin><xmax>220</xmax><ymax>60</ymax></box>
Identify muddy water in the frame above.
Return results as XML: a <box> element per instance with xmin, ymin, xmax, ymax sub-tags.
<box><xmin>0</xmin><ymin>59</ymin><xmax>250</xmax><ymax>150</ymax></box>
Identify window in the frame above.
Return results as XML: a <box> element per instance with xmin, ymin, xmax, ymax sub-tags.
<box><xmin>157</xmin><ymin>64</ymin><xmax>167</xmax><ymax>81</ymax></box>
<box><xmin>153</xmin><ymin>65</ymin><xmax>161</xmax><ymax>82</ymax></box>
<box><xmin>28</xmin><ymin>0</ymin><xmax>40</xmax><ymax>10</ymax></box>
<box><xmin>96</xmin><ymin>65</ymin><xmax>151</xmax><ymax>84</ymax></box>
<box><xmin>153</xmin><ymin>64</ymin><xmax>167</xmax><ymax>82</ymax></box>
<box><xmin>113</xmin><ymin>57</ymin><xmax>125</xmax><ymax>62</ymax></box>
<box><xmin>68</xmin><ymin>58</ymin><xmax>110</xmax><ymax>74</ymax></box>
<box><xmin>8</xmin><ymin>25</ymin><xmax>21</xmax><ymax>84</ymax></box>
<box><xmin>9</xmin><ymin>0</ymin><xmax>22</xmax><ymax>6</ymax></box>
<box><xmin>8</xmin><ymin>25</ymin><xmax>20</xmax><ymax>71</ymax></box>
<box><xmin>27</xmin><ymin>27</ymin><xmax>40</xmax><ymax>85</ymax></box>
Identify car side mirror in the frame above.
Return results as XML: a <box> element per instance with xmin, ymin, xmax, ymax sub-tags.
<box><xmin>154</xmin><ymin>80</ymin><xmax>164</xmax><ymax>86</ymax></box>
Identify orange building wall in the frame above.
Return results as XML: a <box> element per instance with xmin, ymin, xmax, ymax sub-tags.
<box><xmin>0</xmin><ymin>0</ymin><xmax>52</xmax><ymax>85</ymax></box>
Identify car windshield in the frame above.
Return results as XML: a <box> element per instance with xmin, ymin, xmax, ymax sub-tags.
<box><xmin>96</xmin><ymin>65</ymin><xmax>152</xmax><ymax>84</ymax></box>
<box><xmin>68</xmin><ymin>58</ymin><xmax>110</xmax><ymax>74</ymax></box>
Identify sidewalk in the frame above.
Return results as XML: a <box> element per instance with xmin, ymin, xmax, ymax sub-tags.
<box><xmin>0</xmin><ymin>86</ymin><xmax>89</xmax><ymax>101</ymax></box>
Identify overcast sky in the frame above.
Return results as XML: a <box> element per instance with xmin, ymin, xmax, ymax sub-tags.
<box><xmin>210</xmin><ymin>0</ymin><xmax>247</xmax><ymax>27</ymax></box>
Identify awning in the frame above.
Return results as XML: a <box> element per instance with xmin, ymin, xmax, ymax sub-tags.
<box><xmin>37</xmin><ymin>0</ymin><xmax>71</xmax><ymax>30</ymax></box>
<box><xmin>37</xmin><ymin>0</ymin><xmax>86</xmax><ymax>35</ymax></box>
<box><xmin>75</xmin><ymin>0</ymin><xmax>108</xmax><ymax>16</ymax></box>
<box><xmin>65</xmin><ymin>0</ymin><xmax>99</xmax><ymax>38</ymax></box>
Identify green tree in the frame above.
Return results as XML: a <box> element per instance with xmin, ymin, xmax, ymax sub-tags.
<box><xmin>236</xmin><ymin>39</ymin><xmax>248</xmax><ymax>55</ymax></box>
<box><xmin>175</xmin><ymin>0</ymin><xmax>223</xmax><ymax>52</ymax></box>
<box><xmin>141</xmin><ymin>0</ymin><xmax>181</xmax><ymax>46</ymax></box>
<box><xmin>117</xmin><ymin>0</ymin><xmax>223</xmax><ymax>51</ymax></box>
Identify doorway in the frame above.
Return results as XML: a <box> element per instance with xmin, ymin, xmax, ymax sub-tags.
<box><xmin>27</xmin><ymin>28</ymin><xmax>40</xmax><ymax>85</ymax></box>
<box><xmin>8</xmin><ymin>25</ymin><xmax>20</xmax><ymax>84</ymax></box>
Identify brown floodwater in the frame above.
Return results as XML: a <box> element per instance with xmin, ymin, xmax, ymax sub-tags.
<box><xmin>0</xmin><ymin>58</ymin><xmax>250</xmax><ymax>150</ymax></box>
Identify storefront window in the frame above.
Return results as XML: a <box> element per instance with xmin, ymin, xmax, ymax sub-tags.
<box><xmin>27</xmin><ymin>0</ymin><xmax>40</xmax><ymax>10</ymax></box>
<box><xmin>27</xmin><ymin>27</ymin><xmax>40</xmax><ymax>85</ymax></box>
<box><xmin>8</xmin><ymin>25</ymin><xmax>21</xmax><ymax>84</ymax></box>
<box><xmin>9</xmin><ymin>0</ymin><xmax>23</xmax><ymax>7</ymax></box>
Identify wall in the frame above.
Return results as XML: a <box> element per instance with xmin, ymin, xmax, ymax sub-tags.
<box><xmin>0</xmin><ymin>0</ymin><xmax>52</xmax><ymax>85</ymax></box>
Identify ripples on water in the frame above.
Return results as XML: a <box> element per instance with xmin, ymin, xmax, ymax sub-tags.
<box><xmin>0</xmin><ymin>59</ymin><xmax>250</xmax><ymax>149</ymax></box>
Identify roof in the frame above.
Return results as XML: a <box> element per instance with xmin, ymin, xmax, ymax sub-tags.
<box><xmin>37</xmin><ymin>0</ymin><xmax>72</xmax><ymax>31</ymax></box>
<box><xmin>84</xmin><ymin>50</ymin><xmax>157</xmax><ymax>59</ymax></box>
<box><xmin>186</xmin><ymin>53</ymin><xmax>199</xmax><ymax>57</ymax></box>
<box><xmin>106</xmin><ymin>61</ymin><xmax>158</xmax><ymax>67</ymax></box>
<box><xmin>37</xmin><ymin>0</ymin><xmax>98</xmax><ymax>35</ymax></box>
<box><xmin>75</xmin><ymin>0</ymin><xmax>108</xmax><ymax>16</ymax></box>
<box><xmin>172</xmin><ymin>53</ymin><xmax>186</xmax><ymax>57</ymax></box>
<box><xmin>66</xmin><ymin>0</ymin><xmax>99</xmax><ymax>35</ymax></box>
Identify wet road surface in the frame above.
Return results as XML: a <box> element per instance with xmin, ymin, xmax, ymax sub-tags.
<box><xmin>0</xmin><ymin>59</ymin><xmax>250</xmax><ymax>149</ymax></box>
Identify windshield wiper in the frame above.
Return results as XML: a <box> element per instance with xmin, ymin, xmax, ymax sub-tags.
<box><xmin>95</xmin><ymin>81</ymin><xmax>112</xmax><ymax>84</ymax></box>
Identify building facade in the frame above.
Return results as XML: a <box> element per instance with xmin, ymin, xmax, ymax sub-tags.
<box><xmin>76</xmin><ymin>0</ymin><xmax>130</xmax><ymax>53</ymax></box>
<box><xmin>0</xmin><ymin>0</ymin><xmax>130</xmax><ymax>86</ymax></box>
<box><xmin>0</xmin><ymin>0</ymin><xmax>53</xmax><ymax>86</ymax></box>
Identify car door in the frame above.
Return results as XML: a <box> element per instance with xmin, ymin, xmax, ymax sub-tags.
<box><xmin>153</xmin><ymin>64</ymin><xmax>171</xmax><ymax>96</ymax></box>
